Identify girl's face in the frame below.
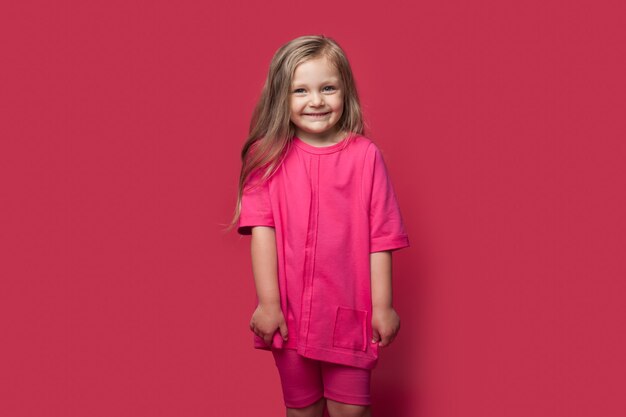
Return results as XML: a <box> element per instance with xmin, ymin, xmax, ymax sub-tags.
<box><xmin>289</xmin><ymin>56</ymin><xmax>344</xmax><ymax>144</ymax></box>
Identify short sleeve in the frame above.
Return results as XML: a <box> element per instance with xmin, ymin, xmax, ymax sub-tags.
<box><xmin>237</xmin><ymin>168</ymin><xmax>275</xmax><ymax>235</ymax></box>
<box><xmin>363</xmin><ymin>143</ymin><xmax>410</xmax><ymax>253</ymax></box>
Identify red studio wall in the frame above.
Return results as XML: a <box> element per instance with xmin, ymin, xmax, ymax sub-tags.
<box><xmin>1</xmin><ymin>1</ymin><xmax>625</xmax><ymax>416</ymax></box>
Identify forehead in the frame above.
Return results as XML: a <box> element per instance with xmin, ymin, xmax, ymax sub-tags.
<box><xmin>291</xmin><ymin>57</ymin><xmax>341</xmax><ymax>85</ymax></box>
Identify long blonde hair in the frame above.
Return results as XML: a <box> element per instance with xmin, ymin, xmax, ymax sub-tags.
<box><xmin>226</xmin><ymin>34</ymin><xmax>367</xmax><ymax>232</ymax></box>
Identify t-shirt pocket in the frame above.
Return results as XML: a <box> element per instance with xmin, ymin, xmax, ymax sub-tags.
<box><xmin>332</xmin><ymin>306</ymin><xmax>368</xmax><ymax>352</ymax></box>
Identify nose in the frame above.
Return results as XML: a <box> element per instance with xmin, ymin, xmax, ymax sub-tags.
<box><xmin>310</xmin><ymin>92</ymin><xmax>324</xmax><ymax>106</ymax></box>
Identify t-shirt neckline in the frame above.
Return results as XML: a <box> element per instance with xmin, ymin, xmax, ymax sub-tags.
<box><xmin>293</xmin><ymin>134</ymin><xmax>354</xmax><ymax>155</ymax></box>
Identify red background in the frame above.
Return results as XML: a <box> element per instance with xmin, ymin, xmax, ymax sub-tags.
<box><xmin>1</xmin><ymin>1</ymin><xmax>625</xmax><ymax>416</ymax></box>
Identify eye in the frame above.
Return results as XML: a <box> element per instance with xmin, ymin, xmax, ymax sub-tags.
<box><xmin>323</xmin><ymin>86</ymin><xmax>336</xmax><ymax>92</ymax></box>
<box><xmin>293</xmin><ymin>88</ymin><xmax>305</xmax><ymax>94</ymax></box>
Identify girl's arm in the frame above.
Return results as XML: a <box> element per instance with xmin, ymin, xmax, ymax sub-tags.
<box><xmin>251</xmin><ymin>226</ymin><xmax>280</xmax><ymax>306</ymax></box>
<box><xmin>249</xmin><ymin>226</ymin><xmax>288</xmax><ymax>345</ymax></box>
<box><xmin>370</xmin><ymin>250</ymin><xmax>401</xmax><ymax>347</ymax></box>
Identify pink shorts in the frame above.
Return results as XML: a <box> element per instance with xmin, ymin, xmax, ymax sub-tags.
<box><xmin>271</xmin><ymin>347</ymin><xmax>372</xmax><ymax>408</ymax></box>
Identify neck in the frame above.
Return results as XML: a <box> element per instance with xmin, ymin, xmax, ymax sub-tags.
<box><xmin>295</xmin><ymin>129</ymin><xmax>346</xmax><ymax>146</ymax></box>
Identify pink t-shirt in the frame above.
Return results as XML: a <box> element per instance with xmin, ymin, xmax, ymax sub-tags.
<box><xmin>237</xmin><ymin>133</ymin><xmax>409</xmax><ymax>369</ymax></box>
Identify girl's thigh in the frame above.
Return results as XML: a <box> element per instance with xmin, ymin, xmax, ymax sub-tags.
<box><xmin>272</xmin><ymin>348</ymin><xmax>324</xmax><ymax>408</ymax></box>
<box><xmin>321</xmin><ymin>361</ymin><xmax>372</xmax><ymax>406</ymax></box>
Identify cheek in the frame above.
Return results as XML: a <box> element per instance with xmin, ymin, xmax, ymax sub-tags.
<box><xmin>333</xmin><ymin>95</ymin><xmax>344</xmax><ymax>112</ymax></box>
<box><xmin>334</xmin><ymin>101</ymin><xmax>344</xmax><ymax>115</ymax></box>
<box><xmin>290</xmin><ymin>100</ymin><xmax>303</xmax><ymax>115</ymax></box>
<box><xmin>289</xmin><ymin>106</ymin><xmax>299</xmax><ymax>120</ymax></box>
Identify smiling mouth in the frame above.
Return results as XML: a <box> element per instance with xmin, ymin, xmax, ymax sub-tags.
<box><xmin>304</xmin><ymin>112</ymin><xmax>331</xmax><ymax>116</ymax></box>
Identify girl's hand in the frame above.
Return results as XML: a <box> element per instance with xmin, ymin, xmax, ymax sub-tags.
<box><xmin>371</xmin><ymin>306</ymin><xmax>400</xmax><ymax>347</ymax></box>
<box><xmin>249</xmin><ymin>303</ymin><xmax>289</xmax><ymax>346</ymax></box>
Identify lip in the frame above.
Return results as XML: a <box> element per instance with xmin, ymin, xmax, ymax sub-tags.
<box><xmin>303</xmin><ymin>111</ymin><xmax>331</xmax><ymax>116</ymax></box>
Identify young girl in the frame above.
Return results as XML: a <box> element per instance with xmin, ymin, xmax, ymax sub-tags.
<box><xmin>229</xmin><ymin>35</ymin><xmax>410</xmax><ymax>417</ymax></box>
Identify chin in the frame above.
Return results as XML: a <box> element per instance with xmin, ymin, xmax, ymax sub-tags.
<box><xmin>305</xmin><ymin>127</ymin><xmax>337</xmax><ymax>135</ymax></box>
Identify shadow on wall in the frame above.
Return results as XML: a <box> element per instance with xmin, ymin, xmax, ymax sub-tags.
<box><xmin>371</xmin><ymin>251</ymin><xmax>424</xmax><ymax>417</ymax></box>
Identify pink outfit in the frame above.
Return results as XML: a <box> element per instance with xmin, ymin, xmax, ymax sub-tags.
<box><xmin>238</xmin><ymin>133</ymin><xmax>409</xmax><ymax>370</ymax></box>
<box><xmin>271</xmin><ymin>347</ymin><xmax>371</xmax><ymax>407</ymax></box>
